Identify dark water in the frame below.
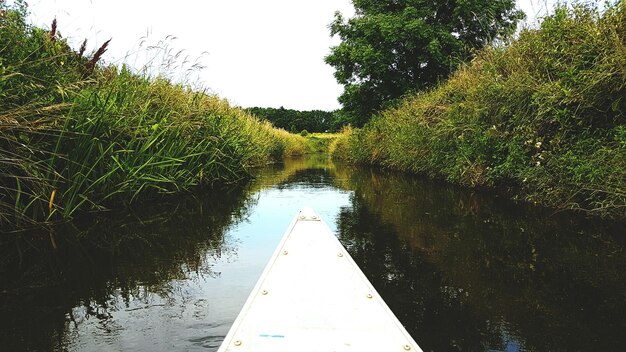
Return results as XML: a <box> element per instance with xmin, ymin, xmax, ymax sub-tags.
<box><xmin>1</xmin><ymin>155</ymin><xmax>625</xmax><ymax>351</ymax></box>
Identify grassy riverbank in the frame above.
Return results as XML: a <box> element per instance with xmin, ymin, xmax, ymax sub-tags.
<box><xmin>305</xmin><ymin>132</ymin><xmax>341</xmax><ymax>153</ymax></box>
<box><xmin>0</xmin><ymin>3</ymin><xmax>308</xmax><ymax>230</ymax></box>
<box><xmin>332</xmin><ymin>3</ymin><xmax>626</xmax><ymax>219</ymax></box>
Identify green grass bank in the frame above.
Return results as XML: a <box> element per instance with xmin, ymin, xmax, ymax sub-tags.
<box><xmin>332</xmin><ymin>3</ymin><xmax>626</xmax><ymax>219</ymax></box>
<box><xmin>304</xmin><ymin>132</ymin><xmax>341</xmax><ymax>153</ymax></box>
<box><xmin>0</xmin><ymin>3</ymin><xmax>308</xmax><ymax>231</ymax></box>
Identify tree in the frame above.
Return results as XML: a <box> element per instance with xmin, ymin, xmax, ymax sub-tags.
<box><xmin>246</xmin><ymin>107</ymin><xmax>343</xmax><ymax>132</ymax></box>
<box><xmin>325</xmin><ymin>0</ymin><xmax>524</xmax><ymax>126</ymax></box>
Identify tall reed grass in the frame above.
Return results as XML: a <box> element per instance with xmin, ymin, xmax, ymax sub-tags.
<box><xmin>333</xmin><ymin>2</ymin><xmax>626</xmax><ymax>219</ymax></box>
<box><xmin>0</xmin><ymin>3</ymin><xmax>308</xmax><ymax>231</ymax></box>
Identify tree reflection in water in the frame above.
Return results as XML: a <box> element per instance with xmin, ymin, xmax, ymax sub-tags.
<box><xmin>1</xmin><ymin>157</ymin><xmax>624</xmax><ymax>352</ymax></box>
<box><xmin>0</xmin><ymin>188</ymin><xmax>251</xmax><ymax>351</ymax></box>
<box><xmin>335</xmin><ymin>167</ymin><xmax>625</xmax><ymax>352</ymax></box>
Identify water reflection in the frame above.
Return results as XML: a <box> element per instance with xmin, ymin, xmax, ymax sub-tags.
<box><xmin>0</xmin><ymin>155</ymin><xmax>353</xmax><ymax>351</ymax></box>
<box><xmin>334</xmin><ymin>166</ymin><xmax>626</xmax><ymax>352</ymax></box>
<box><xmin>0</xmin><ymin>156</ymin><xmax>624</xmax><ymax>351</ymax></box>
<box><xmin>0</xmin><ymin>188</ymin><xmax>251</xmax><ymax>351</ymax></box>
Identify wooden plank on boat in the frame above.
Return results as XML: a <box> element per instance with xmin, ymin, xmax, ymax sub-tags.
<box><xmin>218</xmin><ymin>207</ymin><xmax>423</xmax><ymax>352</ymax></box>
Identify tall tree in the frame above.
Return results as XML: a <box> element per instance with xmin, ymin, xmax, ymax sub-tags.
<box><xmin>325</xmin><ymin>0</ymin><xmax>524</xmax><ymax>126</ymax></box>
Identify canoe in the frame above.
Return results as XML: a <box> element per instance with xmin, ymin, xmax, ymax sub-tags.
<box><xmin>217</xmin><ymin>207</ymin><xmax>423</xmax><ymax>352</ymax></box>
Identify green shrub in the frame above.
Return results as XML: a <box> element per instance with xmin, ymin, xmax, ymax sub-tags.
<box><xmin>334</xmin><ymin>2</ymin><xmax>626</xmax><ymax>218</ymax></box>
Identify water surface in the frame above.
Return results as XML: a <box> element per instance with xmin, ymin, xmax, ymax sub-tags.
<box><xmin>1</xmin><ymin>155</ymin><xmax>624</xmax><ymax>351</ymax></box>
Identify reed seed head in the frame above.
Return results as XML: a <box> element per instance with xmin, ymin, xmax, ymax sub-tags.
<box><xmin>50</xmin><ymin>18</ymin><xmax>57</xmax><ymax>42</ymax></box>
<box><xmin>78</xmin><ymin>39</ymin><xmax>87</xmax><ymax>58</ymax></box>
<box><xmin>84</xmin><ymin>38</ymin><xmax>111</xmax><ymax>76</ymax></box>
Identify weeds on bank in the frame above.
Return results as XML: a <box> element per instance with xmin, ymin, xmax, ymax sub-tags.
<box><xmin>333</xmin><ymin>2</ymin><xmax>626</xmax><ymax>218</ymax></box>
<box><xmin>0</xmin><ymin>2</ymin><xmax>308</xmax><ymax>230</ymax></box>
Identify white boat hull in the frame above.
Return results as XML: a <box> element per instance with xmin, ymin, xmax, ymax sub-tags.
<box><xmin>218</xmin><ymin>207</ymin><xmax>422</xmax><ymax>352</ymax></box>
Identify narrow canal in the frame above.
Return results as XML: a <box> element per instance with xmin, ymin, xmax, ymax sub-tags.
<box><xmin>1</xmin><ymin>155</ymin><xmax>625</xmax><ymax>351</ymax></box>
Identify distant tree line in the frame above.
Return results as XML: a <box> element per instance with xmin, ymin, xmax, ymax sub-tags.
<box><xmin>246</xmin><ymin>107</ymin><xmax>350</xmax><ymax>133</ymax></box>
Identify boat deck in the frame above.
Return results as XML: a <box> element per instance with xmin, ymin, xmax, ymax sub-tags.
<box><xmin>218</xmin><ymin>207</ymin><xmax>422</xmax><ymax>352</ymax></box>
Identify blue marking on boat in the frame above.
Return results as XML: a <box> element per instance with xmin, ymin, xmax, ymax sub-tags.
<box><xmin>258</xmin><ymin>334</ymin><xmax>285</xmax><ymax>338</ymax></box>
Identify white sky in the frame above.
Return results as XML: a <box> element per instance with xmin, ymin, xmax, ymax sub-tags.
<box><xmin>22</xmin><ymin>0</ymin><xmax>558</xmax><ymax>111</ymax></box>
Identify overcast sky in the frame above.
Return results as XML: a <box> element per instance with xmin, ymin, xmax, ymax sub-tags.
<box><xmin>24</xmin><ymin>0</ymin><xmax>557</xmax><ymax>111</ymax></box>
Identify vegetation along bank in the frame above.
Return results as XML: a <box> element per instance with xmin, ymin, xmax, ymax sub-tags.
<box><xmin>332</xmin><ymin>3</ymin><xmax>626</xmax><ymax>219</ymax></box>
<box><xmin>0</xmin><ymin>3</ymin><xmax>309</xmax><ymax>231</ymax></box>
<box><xmin>245</xmin><ymin>107</ymin><xmax>348</xmax><ymax>134</ymax></box>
